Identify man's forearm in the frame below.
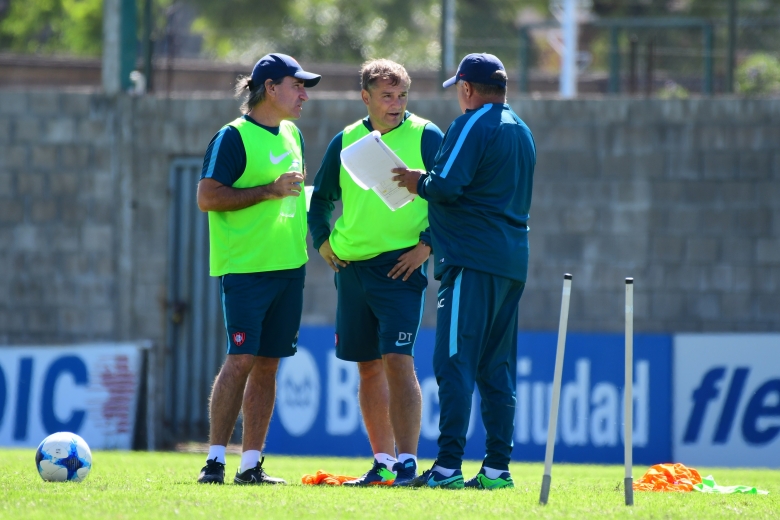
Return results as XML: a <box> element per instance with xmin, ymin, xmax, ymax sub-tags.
<box><xmin>199</xmin><ymin>183</ymin><xmax>280</xmax><ymax>212</ymax></box>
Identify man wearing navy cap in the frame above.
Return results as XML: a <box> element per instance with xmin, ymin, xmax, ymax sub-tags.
<box><xmin>394</xmin><ymin>53</ymin><xmax>536</xmax><ymax>489</ymax></box>
<box><xmin>196</xmin><ymin>53</ymin><xmax>320</xmax><ymax>485</ymax></box>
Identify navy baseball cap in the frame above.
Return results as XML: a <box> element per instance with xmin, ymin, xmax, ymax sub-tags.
<box><xmin>443</xmin><ymin>53</ymin><xmax>507</xmax><ymax>88</ymax></box>
<box><xmin>250</xmin><ymin>53</ymin><xmax>321</xmax><ymax>89</ymax></box>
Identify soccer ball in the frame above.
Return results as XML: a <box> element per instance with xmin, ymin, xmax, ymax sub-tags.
<box><xmin>35</xmin><ymin>432</ymin><xmax>92</xmax><ymax>482</ymax></box>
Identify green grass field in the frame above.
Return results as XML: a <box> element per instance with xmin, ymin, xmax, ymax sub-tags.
<box><xmin>2</xmin><ymin>449</ymin><xmax>777</xmax><ymax>519</ymax></box>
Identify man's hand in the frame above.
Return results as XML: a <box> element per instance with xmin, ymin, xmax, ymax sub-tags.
<box><xmin>269</xmin><ymin>172</ymin><xmax>304</xmax><ymax>199</ymax></box>
<box><xmin>318</xmin><ymin>238</ymin><xmax>349</xmax><ymax>272</ymax></box>
<box><xmin>392</xmin><ymin>168</ymin><xmax>424</xmax><ymax>195</ymax></box>
<box><xmin>387</xmin><ymin>242</ymin><xmax>431</xmax><ymax>281</ymax></box>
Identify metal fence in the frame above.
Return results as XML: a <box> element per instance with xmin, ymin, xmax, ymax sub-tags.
<box><xmin>164</xmin><ymin>158</ymin><xmax>226</xmax><ymax>444</ymax></box>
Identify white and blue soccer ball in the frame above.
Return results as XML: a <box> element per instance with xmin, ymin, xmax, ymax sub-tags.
<box><xmin>35</xmin><ymin>432</ymin><xmax>92</xmax><ymax>482</ymax></box>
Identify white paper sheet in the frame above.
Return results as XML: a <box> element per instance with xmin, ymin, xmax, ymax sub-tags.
<box><xmin>340</xmin><ymin>130</ymin><xmax>415</xmax><ymax>211</ymax></box>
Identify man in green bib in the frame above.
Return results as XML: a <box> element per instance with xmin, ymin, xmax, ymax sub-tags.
<box><xmin>308</xmin><ymin>59</ymin><xmax>444</xmax><ymax>486</ymax></box>
<box><xmin>195</xmin><ymin>53</ymin><xmax>320</xmax><ymax>485</ymax></box>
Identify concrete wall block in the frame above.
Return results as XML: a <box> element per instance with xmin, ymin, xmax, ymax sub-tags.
<box><xmin>16</xmin><ymin>172</ymin><xmax>45</xmax><ymax>195</ymax></box>
<box><xmin>0</xmin><ymin>118</ymin><xmax>10</xmax><ymax>143</ymax></box>
<box><xmin>11</xmin><ymin>226</ymin><xmax>37</xmax><ymax>252</ymax></box>
<box><xmin>59</xmin><ymin>307</ymin><xmax>87</xmax><ymax>334</ymax></box>
<box><xmin>735</xmin><ymin>125</ymin><xmax>780</xmax><ymax>150</ymax></box>
<box><xmin>696</xmin><ymin>125</ymin><xmax>735</xmax><ymax>150</ymax></box>
<box><xmin>708</xmin><ymin>264</ymin><xmax>734</xmax><ymax>291</ymax></box>
<box><xmin>755</xmin><ymin>294</ymin><xmax>779</xmax><ymax>320</ymax></box>
<box><xmin>539</xmin><ymin>125</ymin><xmax>593</xmax><ymax>152</ymax></box>
<box><xmin>703</xmin><ymin>152</ymin><xmax>738</xmax><ymax>180</ymax></box>
<box><xmin>755</xmin><ymin>181</ymin><xmax>780</xmax><ymax>207</ymax></box>
<box><xmin>62</xmin><ymin>95</ymin><xmax>91</xmax><ymax>116</ymax></box>
<box><xmin>60</xmin><ymin>199</ymin><xmax>89</xmax><ymax>224</ymax></box>
<box><xmin>735</xmin><ymin>208</ymin><xmax>771</xmax><ymax>236</ymax></box>
<box><xmin>43</xmin><ymin>118</ymin><xmax>77</xmax><ymax>144</ymax></box>
<box><xmin>49</xmin><ymin>172</ymin><xmax>79</xmax><ymax>195</ymax></box>
<box><xmin>720</xmin><ymin>237</ymin><xmax>755</xmax><ymax>265</ymax></box>
<box><xmin>27</xmin><ymin>307</ymin><xmax>57</xmax><ymax>333</ymax></box>
<box><xmin>721</xmin><ymin>293</ymin><xmax>756</xmax><ymax>320</ymax></box>
<box><xmin>81</xmin><ymin>224</ymin><xmax>113</xmax><ymax>252</ymax></box>
<box><xmin>689</xmin><ymin>293</ymin><xmax>721</xmax><ymax>320</ymax></box>
<box><xmin>686</xmin><ymin>237</ymin><xmax>719</xmax><ymax>263</ymax></box>
<box><xmin>605</xmin><ymin>209</ymin><xmax>648</xmax><ymax>234</ymax></box>
<box><xmin>651</xmin><ymin>292</ymin><xmax>685</xmax><ymax>320</ymax></box>
<box><xmin>77</xmin><ymin>119</ymin><xmax>110</xmax><ymax>144</ymax></box>
<box><xmin>718</xmin><ymin>181</ymin><xmax>755</xmax><ymax>206</ymax></box>
<box><xmin>739</xmin><ymin>152</ymin><xmax>772</xmax><ymax>180</ymax></box>
<box><xmin>753</xmin><ymin>267</ymin><xmax>780</xmax><ymax>294</ymax></box>
<box><xmin>633</xmin><ymin>153</ymin><xmax>665</xmax><ymax>179</ymax></box>
<box><xmin>560</xmin><ymin>151</ymin><xmax>599</xmax><ymax>178</ymax></box>
<box><xmin>31</xmin><ymin>145</ymin><xmax>58</xmax><ymax>169</ymax></box>
<box><xmin>662</xmin><ymin>207</ymin><xmax>699</xmax><ymax>235</ymax></box>
<box><xmin>662</xmin><ymin>124</ymin><xmax>696</xmax><ymax>151</ymax></box>
<box><xmin>774</xmin><ymin>152</ymin><xmax>780</xmax><ymax>179</ymax></box>
<box><xmin>0</xmin><ymin>173</ymin><xmax>11</xmax><ymax>196</ymax></box>
<box><xmin>58</xmin><ymin>146</ymin><xmax>90</xmax><ymax>171</ymax></box>
<box><xmin>90</xmin><ymin>173</ymin><xmax>114</xmax><ymax>200</ymax></box>
<box><xmin>0</xmin><ymin>198</ymin><xmax>23</xmax><ymax>223</ymax></box>
<box><xmin>666</xmin><ymin>152</ymin><xmax>701</xmax><ymax>180</ymax></box>
<box><xmin>535</xmin><ymin>151</ymin><xmax>564</xmax><ymax>177</ymax></box>
<box><xmin>601</xmin><ymin>154</ymin><xmax>631</xmax><ymax>178</ymax></box>
<box><xmin>10</xmin><ymin>277</ymin><xmax>46</xmax><ymax>305</ymax></box>
<box><xmin>0</xmin><ymin>92</ymin><xmax>28</xmax><ymax>115</ymax></box>
<box><xmin>14</xmin><ymin>118</ymin><xmax>41</xmax><ymax>143</ymax></box>
<box><xmin>651</xmin><ymin>236</ymin><xmax>685</xmax><ymax>262</ymax></box>
<box><xmin>0</xmin><ymin>145</ymin><xmax>28</xmax><ymax>168</ymax></box>
<box><xmin>756</xmin><ymin>239</ymin><xmax>780</xmax><ymax>264</ymax></box>
<box><xmin>561</xmin><ymin>207</ymin><xmax>596</xmax><ymax>233</ymax></box>
<box><xmin>50</xmin><ymin>226</ymin><xmax>80</xmax><ymax>252</ymax></box>
<box><xmin>609</xmin><ymin>125</ymin><xmax>663</xmax><ymax>155</ymax></box>
<box><xmin>28</xmin><ymin>92</ymin><xmax>61</xmax><ymax>115</ymax></box>
<box><xmin>31</xmin><ymin>199</ymin><xmax>58</xmax><ymax>223</ymax></box>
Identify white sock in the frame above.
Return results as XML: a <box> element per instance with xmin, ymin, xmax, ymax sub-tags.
<box><xmin>207</xmin><ymin>445</ymin><xmax>226</xmax><ymax>465</ymax></box>
<box><xmin>432</xmin><ymin>464</ymin><xmax>457</xmax><ymax>477</ymax></box>
<box><xmin>397</xmin><ymin>453</ymin><xmax>417</xmax><ymax>466</ymax></box>
<box><xmin>374</xmin><ymin>452</ymin><xmax>397</xmax><ymax>470</ymax></box>
<box><xmin>482</xmin><ymin>466</ymin><xmax>506</xmax><ymax>479</ymax></box>
<box><xmin>240</xmin><ymin>450</ymin><xmax>261</xmax><ymax>473</ymax></box>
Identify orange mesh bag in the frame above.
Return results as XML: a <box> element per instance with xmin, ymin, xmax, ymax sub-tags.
<box><xmin>301</xmin><ymin>470</ymin><xmax>360</xmax><ymax>486</ymax></box>
<box><xmin>633</xmin><ymin>463</ymin><xmax>702</xmax><ymax>492</ymax></box>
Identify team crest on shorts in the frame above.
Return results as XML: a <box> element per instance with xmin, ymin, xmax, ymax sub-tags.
<box><xmin>233</xmin><ymin>332</ymin><xmax>246</xmax><ymax>346</ymax></box>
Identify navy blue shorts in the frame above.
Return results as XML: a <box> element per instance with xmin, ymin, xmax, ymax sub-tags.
<box><xmin>220</xmin><ymin>273</ymin><xmax>303</xmax><ymax>357</ymax></box>
<box><xmin>334</xmin><ymin>256</ymin><xmax>428</xmax><ymax>362</ymax></box>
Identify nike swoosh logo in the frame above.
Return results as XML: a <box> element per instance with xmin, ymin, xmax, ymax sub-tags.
<box><xmin>395</xmin><ymin>340</ymin><xmax>412</xmax><ymax>347</ymax></box>
<box><xmin>437</xmin><ymin>287</ymin><xmax>448</xmax><ymax>297</ymax></box>
<box><xmin>269</xmin><ymin>151</ymin><xmax>291</xmax><ymax>164</ymax></box>
<box><xmin>429</xmin><ymin>475</ymin><xmax>462</xmax><ymax>487</ymax></box>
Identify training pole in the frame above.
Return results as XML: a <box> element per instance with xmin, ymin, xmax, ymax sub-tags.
<box><xmin>624</xmin><ymin>278</ymin><xmax>634</xmax><ymax>506</ymax></box>
<box><xmin>539</xmin><ymin>273</ymin><xmax>572</xmax><ymax>505</ymax></box>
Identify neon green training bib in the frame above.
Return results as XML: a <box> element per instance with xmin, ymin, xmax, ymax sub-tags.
<box><xmin>330</xmin><ymin>114</ymin><xmax>430</xmax><ymax>261</ymax></box>
<box><xmin>207</xmin><ymin>117</ymin><xmax>307</xmax><ymax>276</ymax></box>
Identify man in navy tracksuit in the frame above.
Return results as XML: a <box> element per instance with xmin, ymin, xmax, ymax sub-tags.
<box><xmin>394</xmin><ymin>53</ymin><xmax>536</xmax><ymax>489</ymax></box>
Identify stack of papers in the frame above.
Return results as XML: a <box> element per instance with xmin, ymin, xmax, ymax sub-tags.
<box><xmin>340</xmin><ymin>130</ymin><xmax>414</xmax><ymax>211</ymax></box>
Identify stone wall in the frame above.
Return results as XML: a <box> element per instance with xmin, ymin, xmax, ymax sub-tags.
<box><xmin>1</xmin><ymin>92</ymin><xmax>779</xmax><ymax>352</ymax></box>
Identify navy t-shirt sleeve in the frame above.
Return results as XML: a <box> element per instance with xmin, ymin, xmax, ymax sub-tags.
<box><xmin>307</xmin><ymin>131</ymin><xmax>344</xmax><ymax>251</ymax></box>
<box><xmin>200</xmin><ymin>125</ymin><xmax>247</xmax><ymax>186</ymax></box>
<box><xmin>420</xmin><ymin>122</ymin><xmax>444</xmax><ymax>171</ymax></box>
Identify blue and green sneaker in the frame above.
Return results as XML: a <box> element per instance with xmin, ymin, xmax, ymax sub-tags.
<box><xmin>343</xmin><ymin>459</ymin><xmax>396</xmax><ymax>487</ymax></box>
<box><xmin>391</xmin><ymin>459</ymin><xmax>418</xmax><ymax>486</ymax></box>
<box><xmin>464</xmin><ymin>468</ymin><xmax>514</xmax><ymax>490</ymax></box>
<box><xmin>410</xmin><ymin>467</ymin><xmax>464</xmax><ymax>489</ymax></box>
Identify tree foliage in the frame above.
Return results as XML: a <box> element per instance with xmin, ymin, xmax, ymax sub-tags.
<box><xmin>0</xmin><ymin>0</ymin><xmax>104</xmax><ymax>54</ymax></box>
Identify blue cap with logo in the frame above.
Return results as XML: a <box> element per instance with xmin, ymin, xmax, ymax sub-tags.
<box><xmin>443</xmin><ymin>52</ymin><xmax>507</xmax><ymax>88</ymax></box>
<box><xmin>250</xmin><ymin>53</ymin><xmax>321</xmax><ymax>89</ymax></box>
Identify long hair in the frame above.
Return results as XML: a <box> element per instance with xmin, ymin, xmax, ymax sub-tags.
<box><xmin>234</xmin><ymin>75</ymin><xmax>284</xmax><ymax>114</ymax></box>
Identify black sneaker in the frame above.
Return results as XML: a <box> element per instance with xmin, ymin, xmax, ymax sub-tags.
<box><xmin>198</xmin><ymin>458</ymin><xmax>225</xmax><ymax>484</ymax></box>
<box><xmin>391</xmin><ymin>459</ymin><xmax>418</xmax><ymax>486</ymax></box>
<box><xmin>233</xmin><ymin>457</ymin><xmax>286</xmax><ymax>485</ymax></box>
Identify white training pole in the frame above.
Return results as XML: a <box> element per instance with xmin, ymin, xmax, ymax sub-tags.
<box><xmin>540</xmin><ymin>273</ymin><xmax>572</xmax><ymax>505</ymax></box>
<box><xmin>624</xmin><ymin>278</ymin><xmax>634</xmax><ymax>506</ymax></box>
